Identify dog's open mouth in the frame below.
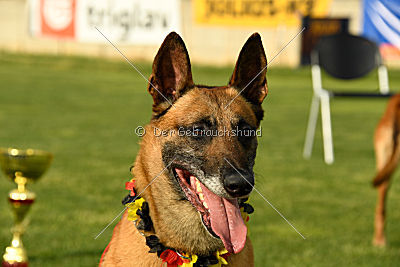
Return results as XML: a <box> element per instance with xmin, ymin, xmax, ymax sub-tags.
<box><xmin>173</xmin><ymin>167</ymin><xmax>247</xmax><ymax>254</ymax></box>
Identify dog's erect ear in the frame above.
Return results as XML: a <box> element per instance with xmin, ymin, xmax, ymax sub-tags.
<box><xmin>229</xmin><ymin>33</ymin><xmax>268</xmax><ymax>105</ymax></box>
<box><xmin>148</xmin><ymin>32</ymin><xmax>194</xmax><ymax>115</ymax></box>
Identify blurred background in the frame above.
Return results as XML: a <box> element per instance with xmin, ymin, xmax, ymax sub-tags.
<box><xmin>2</xmin><ymin>0</ymin><xmax>399</xmax><ymax>67</ymax></box>
<box><xmin>0</xmin><ymin>0</ymin><xmax>400</xmax><ymax>266</ymax></box>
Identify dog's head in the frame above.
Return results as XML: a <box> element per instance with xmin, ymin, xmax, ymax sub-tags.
<box><xmin>134</xmin><ymin>32</ymin><xmax>267</xmax><ymax>255</ymax></box>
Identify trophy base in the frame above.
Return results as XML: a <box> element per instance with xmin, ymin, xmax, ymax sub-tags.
<box><xmin>2</xmin><ymin>246</ymin><xmax>28</xmax><ymax>267</ymax></box>
<box><xmin>2</xmin><ymin>262</ymin><xmax>28</xmax><ymax>267</ymax></box>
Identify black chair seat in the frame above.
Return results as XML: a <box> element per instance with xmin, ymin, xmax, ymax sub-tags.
<box><xmin>329</xmin><ymin>91</ymin><xmax>395</xmax><ymax>98</ymax></box>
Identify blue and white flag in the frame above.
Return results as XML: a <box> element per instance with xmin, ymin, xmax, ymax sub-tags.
<box><xmin>363</xmin><ymin>0</ymin><xmax>400</xmax><ymax>60</ymax></box>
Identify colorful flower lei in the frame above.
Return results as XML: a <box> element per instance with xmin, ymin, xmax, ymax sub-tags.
<box><xmin>123</xmin><ymin>178</ymin><xmax>253</xmax><ymax>267</ymax></box>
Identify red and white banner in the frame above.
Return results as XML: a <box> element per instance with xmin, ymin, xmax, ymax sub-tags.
<box><xmin>30</xmin><ymin>0</ymin><xmax>181</xmax><ymax>44</ymax></box>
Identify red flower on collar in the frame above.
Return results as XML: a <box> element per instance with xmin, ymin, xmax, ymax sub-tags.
<box><xmin>160</xmin><ymin>249</ymin><xmax>183</xmax><ymax>267</ymax></box>
<box><xmin>125</xmin><ymin>180</ymin><xmax>136</xmax><ymax>196</ymax></box>
<box><xmin>220</xmin><ymin>251</ymin><xmax>231</xmax><ymax>261</ymax></box>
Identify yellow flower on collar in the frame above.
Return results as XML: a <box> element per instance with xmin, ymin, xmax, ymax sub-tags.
<box><xmin>126</xmin><ymin>197</ymin><xmax>145</xmax><ymax>222</ymax></box>
<box><xmin>180</xmin><ymin>253</ymin><xmax>198</xmax><ymax>267</ymax></box>
<box><xmin>210</xmin><ymin>248</ymin><xmax>229</xmax><ymax>267</ymax></box>
<box><xmin>180</xmin><ymin>249</ymin><xmax>228</xmax><ymax>267</ymax></box>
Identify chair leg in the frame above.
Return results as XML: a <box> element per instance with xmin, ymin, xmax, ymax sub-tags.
<box><xmin>303</xmin><ymin>95</ymin><xmax>320</xmax><ymax>159</ymax></box>
<box><xmin>320</xmin><ymin>92</ymin><xmax>334</xmax><ymax>164</ymax></box>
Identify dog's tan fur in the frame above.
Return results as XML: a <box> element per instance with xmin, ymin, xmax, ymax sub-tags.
<box><xmin>372</xmin><ymin>94</ymin><xmax>400</xmax><ymax>246</ymax></box>
<box><xmin>100</xmin><ymin>32</ymin><xmax>267</xmax><ymax>266</ymax></box>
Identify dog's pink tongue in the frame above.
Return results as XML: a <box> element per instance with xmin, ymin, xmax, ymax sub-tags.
<box><xmin>199</xmin><ymin>181</ymin><xmax>247</xmax><ymax>254</ymax></box>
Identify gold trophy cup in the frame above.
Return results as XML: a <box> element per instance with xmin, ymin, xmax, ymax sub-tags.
<box><xmin>0</xmin><ymin>148</ymin><xmax>53</xmax><ymax>267</ymax></box>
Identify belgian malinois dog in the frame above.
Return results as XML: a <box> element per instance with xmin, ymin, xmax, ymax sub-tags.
<box><xmin>372</xmin><ymin>94</ymin><xmax>400</xmax><ymax>246</ymax></box>
<box><xmin>100</xmin><ymin>32</ymin><xmax>268</xmax><ymax>266</ymax></box>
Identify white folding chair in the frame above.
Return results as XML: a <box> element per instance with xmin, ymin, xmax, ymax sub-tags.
<box><xmin>303</xmin><ymin>33</ymin><xmax>392</xmax><ymax>164</ymax></box>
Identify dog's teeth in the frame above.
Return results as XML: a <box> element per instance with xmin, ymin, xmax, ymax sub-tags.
<box><xmin>203</xmin><ymin>201</ymin><xmax>208</xmax><ymax>209</ymax></box>
<box><xmin>199</xmin><ymin>193</ymin><xmax>204</xmax><ymax>201</ymax></box>
<box><xmin>196</xmin><ymin>179</ymin><xmax>202</xmax><ymax>193</ymax></box>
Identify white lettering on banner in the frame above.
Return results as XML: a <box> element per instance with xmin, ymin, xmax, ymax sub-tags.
<box><xmin>77</xmin><ymin>0</ymin><xmax>181</xmax><ymax>44</ymax></box>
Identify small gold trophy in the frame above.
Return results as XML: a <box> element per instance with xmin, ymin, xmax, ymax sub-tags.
<box><xmin>0</xmin><ymin>148</ymin><xmax>53</xmax><ymax>267</ymax></box>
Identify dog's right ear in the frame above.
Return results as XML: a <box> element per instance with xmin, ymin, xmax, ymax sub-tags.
<box><xmin>148</xmin><ymin>32</ymin><xmax>194</xmax><ymax>116</ymax></box>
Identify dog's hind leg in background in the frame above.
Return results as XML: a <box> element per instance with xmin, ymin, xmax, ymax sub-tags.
<box><xmin>372</xmin><ymin>94</ymin><xmax>400</xmax><ymax>246</ymax></box>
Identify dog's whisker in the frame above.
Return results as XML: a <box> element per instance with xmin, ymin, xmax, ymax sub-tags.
<box><xmin>224</xmin><ymin>158</ymin><xmax>306</xmax><ymax>240</ymax></box>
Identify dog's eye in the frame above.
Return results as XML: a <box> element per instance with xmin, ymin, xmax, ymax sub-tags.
<box><xmin>240</xmin><ymin>125</ymin><xmax>253</xmax><ymax>132</ymax></box>
<box><xmin>178</xmin><ymin>124</ymin><xmax>209</xmax><ymax>140</ymax></box>
<box><xmin>237</xmin><ymin>120</ymin><xmax>255</xmax><ymax>134</ymax></box>
<box><xmin>190</xmin><ymin>118</ymin><xmax>214</xmax><ymax>139</ymax></box>
<box><xmin>235</xmin><ymin>120</ymin><xmax>257</xmax><ymax>145</ymax></box>
<box><xmin>192</xmin><ymin>124</ymin><xmax>207</xmax><ymax>137</ymax></box>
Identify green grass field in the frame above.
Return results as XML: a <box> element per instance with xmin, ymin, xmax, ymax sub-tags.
<box><xmin>0</xmin><ymin>52</ymin><xmax>399</xmax><ymax>266</ymax></box>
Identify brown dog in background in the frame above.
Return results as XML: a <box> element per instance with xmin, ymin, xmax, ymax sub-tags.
<box><xmin>372</xmin><ymin>94</ymin><xmax>400</xmax><ymax>246</ymax></box>
<box><xmin>100</xmin><ymin>32</ymin><xmax>268</xmax><ymax>266</ymax></box>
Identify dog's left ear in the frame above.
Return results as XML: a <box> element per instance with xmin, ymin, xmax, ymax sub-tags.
<box><xmin>148</xmin><ymin>32</ymin><xmax>194</xmax><ymax>115</ymax></box>
<box><xmin>229</xmin><ymin>33</ymin><xmax>268</xmax><ymax>105</ymax></box>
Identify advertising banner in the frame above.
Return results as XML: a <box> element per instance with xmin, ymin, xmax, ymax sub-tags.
<box><xmin>30</xmin><ymin>0</ymin><xmax>181</xmax><ymax>44</ymax></box>
<box><xmin>194</xmin><ymin>0</ymin><xmax>332</xmax><ymax>27</ymax></box>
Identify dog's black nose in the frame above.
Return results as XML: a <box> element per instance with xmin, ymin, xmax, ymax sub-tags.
<box><xmin>223</xmin><ymin>170</ymin><xmax>254</xmax><ymax>197</ymax></box>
